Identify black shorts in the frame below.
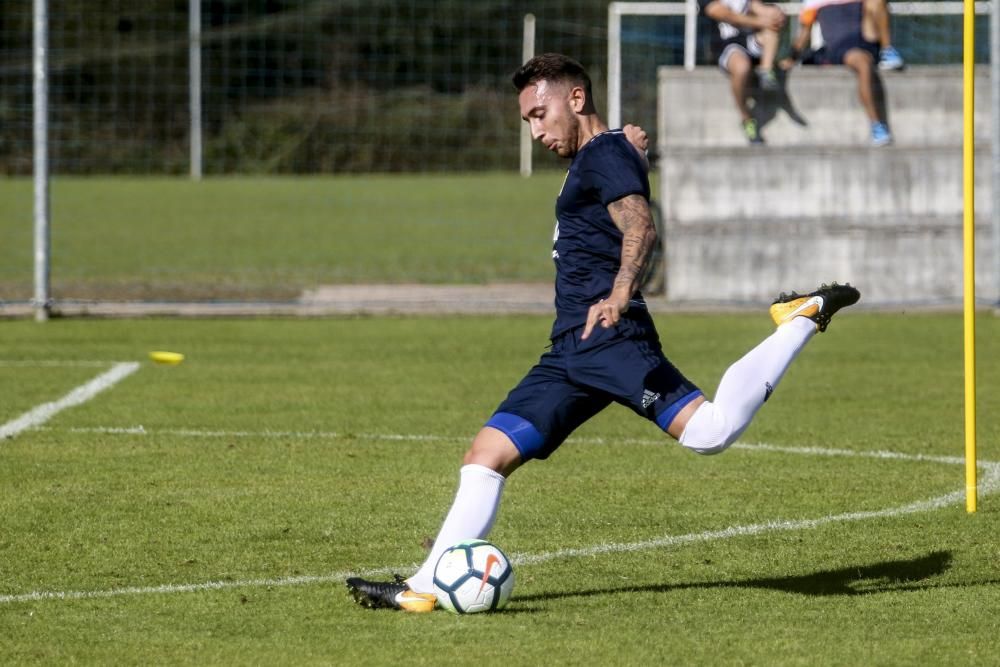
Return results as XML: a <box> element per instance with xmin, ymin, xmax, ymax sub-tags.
<box><xmin>485</xmin><ymin>311</ymin><xmax>702</xmax><ymax>461</ymax></box>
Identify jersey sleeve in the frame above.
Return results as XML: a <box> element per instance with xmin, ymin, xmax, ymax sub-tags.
<box><xmin>799</xmin><ymin>0</ymin><xmax>822</xmax><ymax>25</ymax></box>
<box><xmin>581</xmin><ymin>136</ymin><xmax>649</xmax><ymax>208</ymax></box>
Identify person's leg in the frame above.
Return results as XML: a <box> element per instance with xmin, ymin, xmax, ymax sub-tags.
<box><xmin>720</xmin><ymin>43</ymin><xmax>764</xmax><ymax>142</ymax></box>
<box><xmin>843</xmin><ymin>48</ymin><xmax>880</xmax><ymax>123</ymax></box>
<box><xmin>667</xmin><ymin>284</ymin><xmax>860</xmax><ymax>455</ymax></box>
<box><xmin>403</xmin><ymin>428</ymin><xmax>520</xmax><ymax>593</ymax></box>
<box><xmin>404</xmin><ymin>355</ymin><xmax>612</xmax><ymax>592</ymax></box>
<box><xmin>723</xmin><ymin>47</ymin><xmax>754</xmax><ymax>124</ymax></box>
<box><xmin>345</xmin><ymin>428</ymin><xmax>516</xmax><ymax>612</ymax></box>
<box><xmin>673</xmin><ymin>318</ymin><xmax>815</xmax><ymax>454</ymax></box>
<box><xmin>864</xmin><ymin>0</ymin><xmax>905</xmax><ymax>69</ymax></box>
<box><xmin>755</xmin><ymin>27</ymin><xmax>780</xmax><ymax>72</ymax></box>
<box><xmin>346</xmin><ymin>427</ymin><xmax>520</xmax><ymax>611</ymax></box>
<box><xmin>842</xmin><ymin>46</ymin><xmax>893</xmax><ymax>144</ymax></box>
<box><xmin>348</xmin><ymin>346</ymin><xmax>610</xmax><ymax>611</ymax></box>
<box><xmin>752</xmin><ymin>30</ymin><xmax>780</xmax><ymax>92</ymax></box>
<box><xmin>863</xmin><ymin>0</ymin><xmax>890</xmax><ymax>48</ymax></box>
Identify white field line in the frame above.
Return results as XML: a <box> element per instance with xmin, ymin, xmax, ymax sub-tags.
<box><xmin>1</xmin><ymin>434</ymin><xmax>997</xmax><ymax>606</ymax></box>
<box><xmin>513</xmin><ymin>463</ymin><xmax>1000</xmax><ymax>566</ymax></box>
<box><xmin>0</xmin><ymin>360</ymin><xmax>129</xmax><ymax>368</ymax></box>
<box><xmin>36</xmin><ymin>425</ymin><xmax>993</xmax><ymax>468</ymax></box>
<box><xmin>0</xmin><ymin>363</ymin><xmax>141</xmax><ymax>440</ymax></box>
<box><xmin>54</xmin><ymin>425</ymin><xmax>464</xmax><ymax>442</ymax></box>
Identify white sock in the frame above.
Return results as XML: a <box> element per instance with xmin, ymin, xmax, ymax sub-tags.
<box><xmin>406</xmin><ymin>463</ymin><xmax>506</xmax><ymax>594</ymax></box>
<box><xmin>680</xmin><ymin>317</ymin><xmax>815</xmax><ymax>454</ymax></box>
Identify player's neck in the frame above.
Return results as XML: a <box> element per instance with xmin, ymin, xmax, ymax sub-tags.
<box><xmin>575</xmin><ymin>114</ymin><xmax>608</xmax><ymax>152</ymax></box>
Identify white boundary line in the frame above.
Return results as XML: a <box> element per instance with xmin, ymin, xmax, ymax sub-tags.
<box><xmin>0</xmin><ymin>363</ymin><xmax>140</xmax><ymax>440</ymax></box>
<box><xmin>54</xmin><ymin>425</ymin><xmax>462</xmax><ymax>442</ymax></box>
<box><xmin>1</xmin><ymin>436</ymin><xmax>996</xmax><ymax>605</ymax></box>
<box><xmin>0</xmin><ymin>360</ymin><xmax>130</xmax><ymax>368</ymax></box>
<box><xmin>31</xmin><ymin>425</ymin><xmax>997</xmax><ymax>468</ymax></box>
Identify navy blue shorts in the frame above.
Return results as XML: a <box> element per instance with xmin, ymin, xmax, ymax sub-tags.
<box><xmin>827</xmin><ymin>34</ymin><xmax>878</xmax><ymax>65</ymax></box>
<box><xmin>818</xmin><ymin>3</ymin><xmax>878</xmax><ymax>64</ymax></box>
<box><xmin>485</xmin><ymin>311</ymin><xmax>702</xmax><ymax>461</ymax></box>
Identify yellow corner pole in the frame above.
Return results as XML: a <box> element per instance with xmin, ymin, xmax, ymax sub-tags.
<box><xmin>962</xmin><ymin>0</ymin><xmax>977</xmax><ymax>513</ymax></box>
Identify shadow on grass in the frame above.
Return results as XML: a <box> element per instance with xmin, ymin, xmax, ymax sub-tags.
<box><xmin>517</xmin><ymin>551</ymin><xmax>963</xmax><ymax>604</ymax></box>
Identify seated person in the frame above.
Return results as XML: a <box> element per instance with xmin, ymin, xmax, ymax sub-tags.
<box><xmin>699</xmin><ymin>0</ymin><xmax>787</xmax><ymax>144</ymax></box>
<box><xmin>785</xmin><ymin>0</ymin><xmax>901</xmax><ymax>146</ymax></box>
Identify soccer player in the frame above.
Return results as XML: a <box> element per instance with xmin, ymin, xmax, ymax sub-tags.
<box><xmin>346</xmin><ymin>53</ymin><xmax>859</xmax><ymax>612</ymax></box>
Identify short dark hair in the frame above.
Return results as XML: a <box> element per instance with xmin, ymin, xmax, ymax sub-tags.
<box><xmin>512</xmin><ymin>53</ymin><xmax>593</xmax><ymax>100</ymax></box>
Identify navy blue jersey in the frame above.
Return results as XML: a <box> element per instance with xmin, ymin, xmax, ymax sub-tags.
<box><xmin>550</xmin><ymin>129</ymin><xmax>650</xmax><ymax>338</ymax></box>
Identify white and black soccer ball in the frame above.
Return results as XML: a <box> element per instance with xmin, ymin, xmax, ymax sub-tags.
<box><xmin>432</xmin><ymin>539</ymin><xmax>515</xmax><ymax>614</ymax></box>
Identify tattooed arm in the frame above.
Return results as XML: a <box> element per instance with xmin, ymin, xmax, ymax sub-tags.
<box><xmin>581</xmin><ymin>193</ymin><xmax>657</xmax><ymax>340</ymax></box>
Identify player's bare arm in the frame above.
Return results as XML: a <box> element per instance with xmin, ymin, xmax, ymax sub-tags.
<box><xmin>790</xmin><ymin>21</ymin><xmax>810</xmax><ymax>52</ymax></box>
<box><xmin>781</xmin><ymin>19</ymin><xmax>812</xmax><ymax>68</ymax></box>
<box><xmin>581</xmin><ymin>194</ymin><xmax>657</xmax><ymax>340</ymax></box>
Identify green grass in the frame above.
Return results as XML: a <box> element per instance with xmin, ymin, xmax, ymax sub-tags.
<box><xmin>1</xmin><ymin>313</ymin><xmax>999</xmax><ymax>664</ymax></box>
<box><xmin>0</xmin><ymin>173</ymin><xmax>575</xmax><ymax>301</ymax></box>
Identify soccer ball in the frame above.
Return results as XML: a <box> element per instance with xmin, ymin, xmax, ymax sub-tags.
<box><xmin>432</xmin><ymin>539</ymin><xmax>515</xmax><ymax>614</ymax></box>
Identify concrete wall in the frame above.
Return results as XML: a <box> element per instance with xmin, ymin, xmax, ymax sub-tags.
<box><xmin>656</xmin><ymin>65</ymin><xmax>998</xmax><ymax>305</ymax></box>
<box><xmin>658</xmin><ymin>65</ymin><xmax>991</xmax><ymax>148</ymax></box>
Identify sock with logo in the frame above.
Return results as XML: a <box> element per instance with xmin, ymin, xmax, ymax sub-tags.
<box><xmin>680</xmin><ymin>317</ymin><xmax>815</xmax><ymax>454</ymax></box>
<box><xmin>405</xmin><ymin>463</ymin><xmax>506</xmax><ymax>594</ymax></box>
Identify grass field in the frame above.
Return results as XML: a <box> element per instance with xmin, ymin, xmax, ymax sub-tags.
<box><xmin>0</xmin><ymin>174</ymin><xmax>576</xmax><ymax>302</ymax></box>
<box><xmin>1</xmin><ymin>312</ymin><xmax>998</xmax><ymax>665</ymax></box>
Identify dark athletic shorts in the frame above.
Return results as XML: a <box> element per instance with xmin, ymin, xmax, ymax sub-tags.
<box><xmin>818</xmin><ymin>3</ymin><xmax>879</xmax><ymax>64</ymax></box>
<box><xmin>485</xmin><ymin>310</ymin><xmax>702</xmax><ymax>461</ymax></box>
<box><xmin>827</xmin><ymin>34</ymin><xmax>878</xmax><ymax>65</ymax></box>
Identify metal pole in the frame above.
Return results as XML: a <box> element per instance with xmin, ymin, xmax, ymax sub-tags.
<box><xmin>33</xmin><ymin>0</ymin><xmax>50</xmax><ymax>322</ymax></box>
<box><xmin>190</xmin><ymin>0</ymin><xmax>203</xmax><ymax>180</ymax></box>
<box><xmin>963</xmin><ymin>0</ymin><xmax>978</xmax><ymax>512</ymax></box>
<box><xmin>684</xmin><ymin>0</ymin><xmax>698</xmax><ymax>70</ymax></box>
<box><xmin>608</xmin><ymin>4</ymin><xmax>622</xmax><ymax>129</ymax></box>
<box><xmin>992</xmin><ymin>0</ymin><xmax>1000</xmax><ymax>305</ymax></box>
<box><xmin>608</xmin><ymin>3</ymin><xmax>697</xmax><ymax>130</ymax></box>
<box><xmin>520</xmin><ymin>13</ymin><xmax>535</xmax><ymax>178</ymax></box>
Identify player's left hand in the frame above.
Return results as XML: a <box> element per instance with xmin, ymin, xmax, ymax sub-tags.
<box><xmin>623</xmin><ymin>124</ymin><xmax>650</xmax><ymax>173</ymax></box>
<box><xmin>581</xmin><ymin>296</ymin><xmax>630</xmax><ymax>340</ymax></box>
<box><xmin>623</xmin><ymin>124</ymin><xmax>648</xmax><ymax>153</ymax></box>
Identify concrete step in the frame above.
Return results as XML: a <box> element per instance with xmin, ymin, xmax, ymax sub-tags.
<box><xmin>657</xmin><ymin>65</ymin><xmax>991</xmax><ymax>148</ymax></box>
<box><xmin>662</xmin><ymin>215</ymin><xmax>997</xmax><ymax>304</ymax></box>
<box><xmin>660</xmin><ymin>145</ymin><xmax>992</xmax><ymax>222</ymax></box>
<box><xmin>652</xmin><ymin>65</ymin><xmax>999</xmax><ymax>305</ymax></box>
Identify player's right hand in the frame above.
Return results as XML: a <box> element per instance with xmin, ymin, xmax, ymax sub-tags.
<box><xmin>581</xmin><ymin>296</ymin><xmax>629</xmax><ymax>341</ymax></box>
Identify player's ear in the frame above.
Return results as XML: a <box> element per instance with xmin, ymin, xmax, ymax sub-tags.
<box><xmin>568</xmin><ymin>85</ymin><xmax>587</xmax><ymax>113</ymax></box>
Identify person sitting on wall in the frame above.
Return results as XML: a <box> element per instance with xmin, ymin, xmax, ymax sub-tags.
<box><xmin>784</xmin><ymin>0</ymin><xmax>902</xmax><ymax>146</ymax></box>
<box><xmin>699</xmin><ymin>0</ymin><xmax>787</xmax><ymax>145</ymax></box>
